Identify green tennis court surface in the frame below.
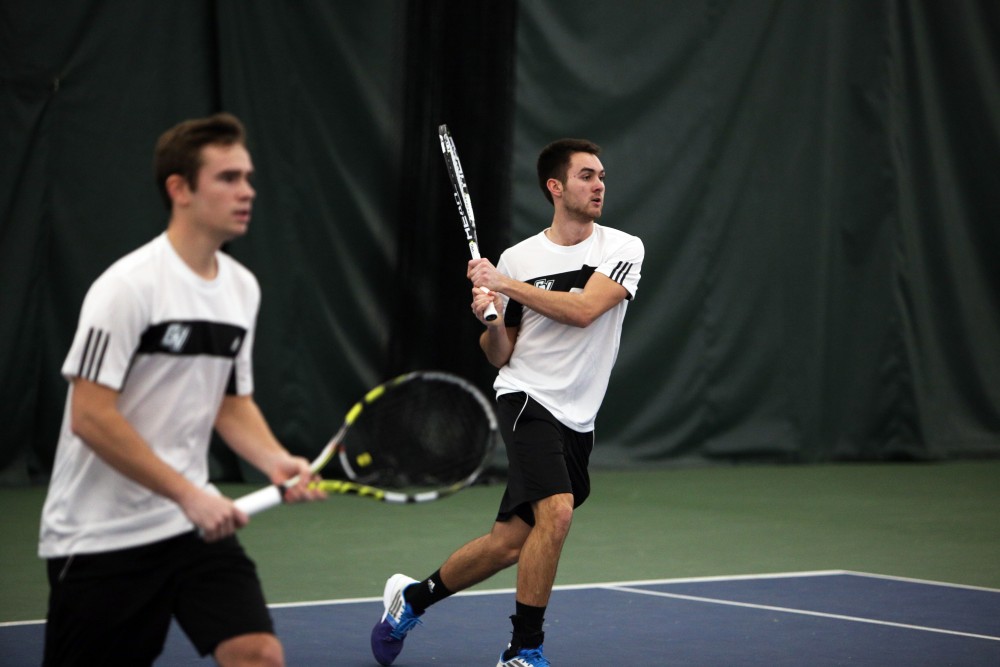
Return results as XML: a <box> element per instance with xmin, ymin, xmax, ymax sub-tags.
<box><xmin>3</xmin><ymin>462</ymin><xmax>998</xmax><ymax>662</ymax></box>
<box><xmin>3</xmin><ymin>572</ymin><xmax>999</xmax><ymax>665</ymax></box>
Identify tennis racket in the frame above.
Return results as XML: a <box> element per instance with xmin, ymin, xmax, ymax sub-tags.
<box><xmin>438</xmin><ymin>123</ymin><xmax>499</xmax><ymax>322</ymax></box>
<box><xmin>233</xmin><ymin>371</ymin><xmax>498</xmax><ymax>514</ymax></box>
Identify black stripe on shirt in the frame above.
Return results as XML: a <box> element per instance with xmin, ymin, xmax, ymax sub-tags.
<box><xmin>76</xmin><ymin>328</ymin><xmax>95</xmax><ymax>378</ymax></box>
<box><xmin>609</xmin><ymin>261</ymin><xmax>633</xmax><ymax>285</ymax></box>
<box><xmin>505</xmin><ymin>260</ymin><xmax>636</xmax><ymax>325</ymax></box>
<box><xmin>226</xmin><ymin>365</ymin><xmax>239</xmax><ymax>395</ymax></box>
<box><xmin>137</xmin><ymin>321</ymin><xmax>247</xmax><ymax>358</ymax></box>
<box><xmin>527</xmin><ymin>265</ymin><xmax>596</xmax><ymax>294</ymax></box>
<box><xmin>77</xmin><ymin>328</ymin><xmax>110</xmax><ymax>381</ymax></box>
<box><xmin>93</xmin><ymin>332</ymin><xmax>110</xmax><ymax>378</ymax></box>
<box><xmin>505</xmin><ymin>265</ymin><xmax>597</xmax><ymax>325</ymax></box>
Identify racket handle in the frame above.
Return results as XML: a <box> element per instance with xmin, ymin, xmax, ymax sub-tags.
<box><xmin>233</xmin><ymin>485</ymin><xmax>285</xmax><ymax>516</ymax></box>
<box><xmin>469</xmin><ymin>245</ymin><xmax>498</xmax><ymax>322</ymax></box>
<box><xmin>480</xmin><ymin>286</ymin><xmax>498</xmax><ymax>321</ymax></box>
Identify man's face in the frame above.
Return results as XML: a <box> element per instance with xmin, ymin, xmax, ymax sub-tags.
<box><xmin>559</xmin><ymin>152</ymin><xmax>605</xmax><ymax>221</ymax></box>
<box><xmin>187</xmin><ymin>143</ymin><xmax>256</xmax><ymax>242</ymax></box>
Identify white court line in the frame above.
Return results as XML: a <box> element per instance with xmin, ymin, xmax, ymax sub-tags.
<box><xmin>265</xmin><ymin>569</ymin><xmax>851</xmax><ymax>610</ymax></box>
<box><xmin>604</xmin><ymin>584</ymin><xmax>1000</xmax><ymax>643</ymax></box>
<box><xmin>0</xmin><ymin>620</ymin><xmax>43</xmax><ymax>629</ymax></box>
<box><xmin>841</xmin><ymin>570</ymin><xmax>1000</xmax><ymax>594</ymax></box>
<box><xmin>5</xmin><ymin>570</ymin><xmax>997</xmax><ymax>629</ymax></box>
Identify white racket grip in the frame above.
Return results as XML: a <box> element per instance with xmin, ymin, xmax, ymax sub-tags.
<box><xmin>234</xmin><ymin>485</ymin><xmax>285</xmax><ymax>516</ymax></box>
<box><xmin>469</xmin><ymin>243</ymin><xmax>498</xmax><ymax>321</ymax></box>
<box><xmin>480</xmin><ymin>287</ymin><xmax>499</xmax><ymax>321</ymax></box>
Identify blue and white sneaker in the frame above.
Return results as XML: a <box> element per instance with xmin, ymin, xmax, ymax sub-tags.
<box><xmin>370</xmin><ymin>574</ymin><xmax>422</xmax><ymax>666</ymax></box>
<box><xmin>496</xmin><ymin>645</ymin><xmax>551</xmax><ymax>667</ymax></box>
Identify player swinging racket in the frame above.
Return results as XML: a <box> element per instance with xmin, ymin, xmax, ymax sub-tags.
<box><xmin>38</xmin><ymin>113</ymin><xmax>325</xmax><ymax>667</ymax></box>
<box><xmin>371</xmin><ymin>139</ymin><xmax>644</xmax><ymax>667</ymax></box>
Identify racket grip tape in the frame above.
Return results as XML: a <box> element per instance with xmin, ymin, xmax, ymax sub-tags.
<box><xmin>480</xmin><ymin>286</ymin><xmax>498</xmax><ymax>321</ymax></box>
<box><xmin>233</xmin><ymin>485</ymin><xmax>285</xmax><ymax>516</ymax></box>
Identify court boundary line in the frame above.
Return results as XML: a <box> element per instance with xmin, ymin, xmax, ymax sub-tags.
<box><xmin>5</xmin><ymin>569</ymin><xmax>997</xmax><ymax>628</ymax></box>
<box><xmin>265</xmin><ymin>569</ymin><xmax>851</xmax><ymax>610</ymax></box>
<box><xmin>841</xmin><ymin>569</ymin><xmax>1000</xmax><ymax>594</ymax></box>
<box><xmin>605</xmin><ymin>583</ymin><xmax>1000</xmax><ymax>642</ymax></box>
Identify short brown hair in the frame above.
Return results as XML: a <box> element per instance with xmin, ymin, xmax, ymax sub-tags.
<box><xmin>153</xmin><ymin>112</ymin><xmax>246</xmax><ymax>210</ymax></box>
<box><xmin>536</xmin><ymin>138</ymin><xmax>602</xmax><ymax>205</ymax></box>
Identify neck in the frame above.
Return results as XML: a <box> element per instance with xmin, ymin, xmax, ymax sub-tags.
<box><xmin>166</xmin><ymin>222</ymin><xmax>220</xmax><ymax>279</ymax></box>
<box><xmin>545</xmin><ymin>216</ymin><xmax>594</xmax><ymax>246</ymax></box>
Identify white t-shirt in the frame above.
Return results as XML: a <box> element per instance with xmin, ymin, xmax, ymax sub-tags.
<box><xmin>39</xmin><ymin>233</ymin><xmax>260</xmax><ymax>557</ymax></box>
<box><xmin>493</xmin><ymin>224</ymin><xmax>643</xmax><ymax>432</ymax></box>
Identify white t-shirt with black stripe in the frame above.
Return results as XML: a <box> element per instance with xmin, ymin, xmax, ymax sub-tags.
<box><xmin>39</xmin><ymin>233</ymin><xmax>260</xmax><ymax>557</ymax></box>
<box><xmin>493</xmin><ymin>223</ymin><xmax>643</xmax><ymax>432</ymax></box>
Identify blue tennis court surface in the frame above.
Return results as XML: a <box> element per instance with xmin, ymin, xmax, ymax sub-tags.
<box><xmin>3</xmin><ymin>571</ymin><xmax>998</xmax><ymax>665</ymax></box>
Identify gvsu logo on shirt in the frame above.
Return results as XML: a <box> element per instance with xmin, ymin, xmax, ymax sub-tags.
<box><xmin>534</xmin><ymin>279</ymin><xmax>555</xmax><ymax>290</ymax></box>
<box><xmin>161</xmin><ymin>323</ymin><xmax>191</xmax><ymax>353</ymax></box>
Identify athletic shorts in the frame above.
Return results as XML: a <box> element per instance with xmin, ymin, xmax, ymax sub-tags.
<box><xmin>43</xmin><ymin>531</ymin><xmax>273</xmax><ymax>666</ymax></box>
<box><xmin>495</xmin><ymin>392</ymin><xmax>595</xmax><ymax>526</ymax></box>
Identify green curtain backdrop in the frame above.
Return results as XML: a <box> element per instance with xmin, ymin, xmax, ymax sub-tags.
<box><xmin>512</xmin><ymin>0</ymin><xmax>1000</xmax><ymax>464</ymax></box>
<box><xmin>1</xmin><ymin>1</ymin><xmax>997</xmax><ymax>485</ymax></box>
<box><xmin>1</xmin><ymin>1</ymin><xmax>223</xmax><ymax>483</ymax></box>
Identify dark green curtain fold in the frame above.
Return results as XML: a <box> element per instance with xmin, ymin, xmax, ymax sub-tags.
<box><xmin>386</xmin><ymin>0</ymin><xmax>517</xmax><ymax>390</ymax></box>
<box><xmin>889</xmin><ymin>1</ymin><xmax>1000</xmax><ymax>457</ymax></box>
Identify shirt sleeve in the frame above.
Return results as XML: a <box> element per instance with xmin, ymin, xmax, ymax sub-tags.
<box><xmin>228</xmin><ymin>266</ymin><xmax>260</xmax><ymax>396</ymax></box>
<box><xmin>597</xmin><ymin>234</ymin><xmax>643</xmax><ymax>300</ymax></box>
<box><xmin>61</xmin><ymin>273</ymin><xmax>148</xmax><ymax>391</ymax></box>
<box><xmin>229</xmin><ymin>315</ymin><xmax>256</xmax><ymax>396</ymax></box>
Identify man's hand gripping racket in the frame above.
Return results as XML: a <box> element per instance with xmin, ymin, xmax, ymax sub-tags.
<box><xmin>438</xmin><ymin>124</ymin><xmax>499</xmax><ymax>322</ymax></box>
<box><xmin>232</xmin><ymin>371</ymin><xmax>498</xmax><ymax>515</ymax></box>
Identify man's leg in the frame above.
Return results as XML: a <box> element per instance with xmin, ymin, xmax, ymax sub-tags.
<box><xmin>43</xmin><ymin>543</ymin><xmax>177</xmax><ymax>667</ymax></box>
<box><xmin>371</xmin><ymin>516</ymin><xmax>532</xmax><ymax>665</ymax></box>
<box><xmin>437</xmin><ymin>514</ymin><xmax>533</xmax><ymax>593</ymax></box>
<box><xmin>514</xmin><ymin>493</ymin><xmax>574</xmax><ymax>606</ymax></box>
<box><xmin>214</xmin><ymin>633</ymin><xmax>284</xmax><ymax>667</ymax></box>
<box><xmin>499</xmin><ymin>492</ymin><xmax>574</xmax><ymax>664</ymax></box>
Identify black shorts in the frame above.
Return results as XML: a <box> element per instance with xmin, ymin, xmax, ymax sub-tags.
<box><xmin>43</xmin><ymin>531</ymin><xmax>273</xmax><ymax>666</ymax></box>
<box><xmin>495</xmin><ymin>392</ymin><xmax>595</xmax><ymax>526</ymax></box>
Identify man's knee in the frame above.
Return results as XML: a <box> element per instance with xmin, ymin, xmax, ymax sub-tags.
<box><xmin>533</xmin><ymin>493</ymin><xmax>574</xmax><ymax>537</ymax></box>
<box><xmin>489</xmin><ymin>516</ymin><xmax>533</xmax><ymax>567</ymax></box>
<box><xmin>215</xmin><ymin>632</ymin><xmax>284</xmax><ymax>667</ymax></box>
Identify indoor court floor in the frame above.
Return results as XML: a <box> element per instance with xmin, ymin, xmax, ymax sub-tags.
<box><xmin>2</xmin><ymin>571</ymin><xmax>998</xmax><ymax>665</ymax></box>
<box><xmin>3</xmin><ymin>462</ymin><xmax>998</xmax><ymax>665</ymax></box>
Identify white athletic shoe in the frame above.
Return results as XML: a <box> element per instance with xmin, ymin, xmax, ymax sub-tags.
<box><xmin>370</xmin><ymin>574</ymin><xmax>422</xmax><ymax>666</ymax></box>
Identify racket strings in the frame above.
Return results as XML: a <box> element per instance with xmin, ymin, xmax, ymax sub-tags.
<box><xmin>339</xmin><ymin>378</ymin><xmax>493</xmax><ymax>490</ymax></box>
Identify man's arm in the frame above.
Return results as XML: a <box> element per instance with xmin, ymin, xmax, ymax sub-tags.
<box><xmin>213</xmin><ymin>394</ymin><xmax>325</xmax><ymax>504</ymax></box>
<box><xmin>70</xmin><ymin>378</ymin><xmax>244</xmax><ymax>541</ymax></box>
<box><xmin>471</xmin><ymin>284</ymin><xmax>518</xmax><ymax>368</ymax></box>
<box><xmin>469</xmin><ymin>258</ymin><xmax>628</xmax><ymax>328</ymax></box>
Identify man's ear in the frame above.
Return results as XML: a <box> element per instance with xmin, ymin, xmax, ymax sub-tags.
<box><xmin>165</xmin><ymin>174</ymin><xmax>191</xmax><ymax>206</ymax></box>
<box><xmin>547</xmin><ymin>178</ymin><xmax>563</xmax><ymax>200</ymax></box>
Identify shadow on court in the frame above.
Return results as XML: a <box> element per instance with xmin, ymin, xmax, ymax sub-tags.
<box><xmin>2</xmin><ymin>572</ymin><xmax>998</xmax><ymax>665</ymax></box>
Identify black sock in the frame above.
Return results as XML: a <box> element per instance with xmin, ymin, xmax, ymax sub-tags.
<box><xmin>503</xmin><ymin>602</ymin><xmax>546</xmax><ymax>659</ymax></box>
<box><xmin>403</xmin><ymin>570</ymin><xmax>453</xmax><ymax>614</ymax></box>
